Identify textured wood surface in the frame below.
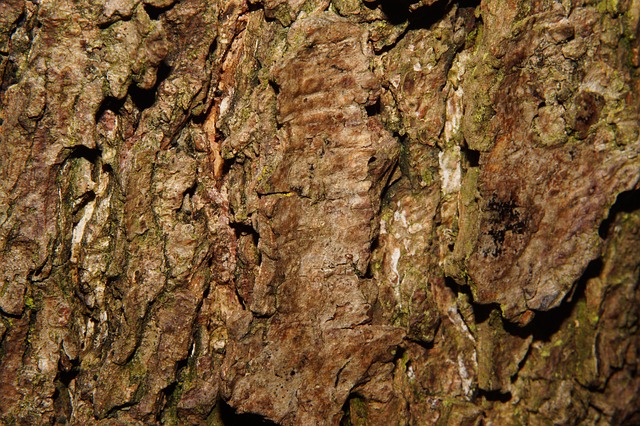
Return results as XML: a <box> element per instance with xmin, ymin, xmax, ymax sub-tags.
<box><xmin>0</xmin><ymin>0</ymin><xmax>639</xmax><ymax>424</ymax></box>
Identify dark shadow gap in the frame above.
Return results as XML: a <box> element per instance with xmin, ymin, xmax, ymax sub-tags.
<box><xmin>13</xmin><ymin>10</ymin><xmax>27</xmax><ymax>29</ymax></box>
<box><xmin>380</xmin><ymin>0</ymin><xmax>454</xmax><ymax>30</ymax></box>
<box><xmin>53</xmin><ymin>357</ymin><xmax>80</xmax><ymax>424</ymax></box>
<box><xmin>58</xmin><ymin>357</ymin><xmax>80</xmax><ymax>388</ymax></box>
<box><xmin>472</xmin><ymin>302</ymin><xmax>499</xmax><ymax>325</ymax></box>
<box><xmin>598</xmin><ymin>189</ymin><xmax>640</xmax><ymax>239</ymax></box>
<box><xmin>477</xmin><ymin>389</ymin><xmax>512</xmax><ymax>403</ymax></box>
<box><xmin>73</xmin><ymin>191</ymin><xmax>97</xmax><ymax>217</ymax></box>
<box><xmin>65</xmin><ymin>145</ymin><xmax>102</xmax><ymax>164</ymax></box>
<box><xmin>143</xmin><ymin>3</ymin><xmax>174</xmax><ymax>20</ymax></box>
<box><xmin>378</xmin><ymin>158</ymin><xmax>402</xmax><ymax>207</ymax></box>
<box><xmin>363</xmin><ymin>0</ymin><xmax>380</xmax><ymax>10</ymax></box>
<box><xmin>191</xmin><ymin>112</ymin><xmax>207</xmax><ymax>124</ymax></box>
<box><xmin>230</xmin><ymin>221</ymin><xmax>259</xmax><ymax>247</ymax></box>
<box><xmin>221</xmin><ymin>154</ymin><xmax>236</xmax><ymax>177</ymax></box>
<box><xmin>63</xmin><ymin>145</ymin><xmax>103</xmax><ymax>187</ymax></box>
<box><xmin>29</xmin><ymin>255</ymin><xmax>52</xmax><ymax>282</ymax></box>
<box><xmin>407</xmin><ymin>338</ymin><xmax>435</xmax><ymax>351</ymax></box>
<box><xmin>183</xmin><ymin>181</ymin><xmax>197</xmax><ymax>198</ymax></box>
<box><xmin>444</xmin><ymin>276</ymin><xmax>495</xmax><ymax>324</ymax></box>
<box><xmin>246</xmin><ymin>1</ymin><xmax>265</xmax><ymax>13</ymax></box>
<box><xmin>365</xmin><ymin>98</ymin><xmax>381</xmax><ymax>117</ymax></box>
<box><xmin>392</xmin><ymin>345</ymin><xmax>406</xmax><ymax>364</ymax></box>
<box><xmin>102</xmin><ymin>162</ymin><xmax>114</xmax><ymax>175</ymax></box>
<box><xmin>190</xmin><ymin>40</ymin><xmax>218</xmax><ymax>123</ymax></box>
<box><xmin>340</xmin><ymin>393</ymin><xmax>365</xmax><ymax>426</ymax></box>
<box><xmin>370</xmin><ymin>235</ymin><xmax>380</xmax><ymax>253</ymax></box>
<box><xmin>179</xmin><ymin>182</ymin><xmax>197</xmax><ymax>217</ymax></box>
<box><xmin>129</xmin><ymin>61</ymin><xmax>172</xmax><ymax>112</ymax></box>
<box><xmin>156</xmin><ymin>357</ymin><xmax>190</xmax><ymax>421</ymax></box>
<box><xmin>379</xmin><ymin>0</ymin><xmax>413</xmax><ymax>25</ymax></box>
<box><xmin>268</xmin><ymin>79</ymin><xmax>280</xmax><ymax>96</ymax></box>
<box><xmin>459</xmin><ymin>0</ymin><xmax>481</xmax><ymax>8</ymax></box>
<box><xmin>444</xmin><ymin>276</ymin><xmax>464</xmax><ymax>293</ymax></box>
<box><xmin>461</xmin><ymin>146</ymin><xmax>481</xmax><ymax>167</ymax></box>
<box><xmin>219</xmin><ymin>399</ymin><xmax>278</xmax><ymax>425</ymax></box>
<box><xmin>503</xmin><ymin>258</ymin><xmax>602</xmax><ymax>341</ymax></box>
<box><xmin>95</xmin><ymin>96</ymin><xmax>126</xmax><ymax>123</ymax></box>
<box><xmin>202</xmin><ymin>281</ymin><xmax>211</xmax><ymax>300</ymax></box>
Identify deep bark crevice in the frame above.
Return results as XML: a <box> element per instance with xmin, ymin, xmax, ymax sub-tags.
<box><xmin>219</xmin><ymin>399</ymin><xmax>278</xmax><ymax>425</ymax></box>
<box><xmin>156</xmin><ymin>357</ymin><xmax>189</xmax><ymax>421</ymax></box>
<box><xmin>230</xmin><ymin>221</ymin><xmax>260</xmax><ymax>248</ymax></box>
<box><xmin>461</xmin><ymin>146</ymin><xmax>481</xmax><ymax>167</ymax></box>
<box><xmin>505</xmin><ymin>258</ymin><xmax>602</xmax><ymax>341</ymax></box>
<box><xmin>365</xmin><ymin>97</ymin><xmax>381</xmax><ymax>117</ymax></box>
<box><xmin>339</xmin><ymin>393</ymin><xmax>364</xmax><ymax>426</ymax></box>
<box><xmin>379</xmin><ymin>0</ymin><xmax>480</xmax><ymax>30</ymax></box>
<box><xmin>2</xmin><ymin>0</ymin><xmax>639</xmax><ymax>423</ymax></box>
<box><xmin>598</xmin><ymin>189</ymin><xmax>640</xmax><ymax>239</ymax></box>
<box><xmin>53</xmin><ymin>356</ymin><xmax>80</xmax><ymax>423</ymax></box>
<box><xmin>477</xmin><ymin>388</ymin><xmax>512</xmax><ymax>403</ymax></box>
<box><xmin>380</xmin><ymin>0</ymin><xmax>451</xmax><ymax>28</ymax></box>
<box><xmin>96</xmin><ymin>96</ymin><xmax>126</xmax><ymax>122</ymax></box>
<box><xmin>143</xmin><ymin>3</ymin><xmax>174</xmax><ymax>21</ymax></box>
<box><xmin>64</xmin><ymin>145</ymin><xmax>102</xmax><ymax>165</ymax></box>
<box><xmin>129</xmin><ymin>61</ymin><xmax>172</xmax><ymax>112</ymax></box>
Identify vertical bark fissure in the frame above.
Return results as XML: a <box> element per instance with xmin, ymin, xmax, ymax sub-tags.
<box><xmin>0</xmin><ymin>0</ymin><xmax>639</xmax><ymax>424</ymax></box>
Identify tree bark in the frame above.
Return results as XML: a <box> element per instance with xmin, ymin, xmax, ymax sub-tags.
<box><xmin>1</xmin><ymin>0</ymin><xmax>639</xmax><ymax>424</ymax></box>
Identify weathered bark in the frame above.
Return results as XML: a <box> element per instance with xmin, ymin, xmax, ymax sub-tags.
<box><xmin>0</xmin><ymin>0</ymin><xmax>639</xmax><ymax>424</ymax></box>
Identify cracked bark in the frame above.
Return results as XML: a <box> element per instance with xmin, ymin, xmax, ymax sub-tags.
<box><xmin>0</xmin><ymin>0</ymin><xmax>639</xmax><ymax>425</ymax></box>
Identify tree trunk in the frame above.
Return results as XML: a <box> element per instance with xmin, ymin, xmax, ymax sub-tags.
<box><xmin>1</xmin><ymin>0</ymin><xmax>639</xmax><ymax>424</ymax></box>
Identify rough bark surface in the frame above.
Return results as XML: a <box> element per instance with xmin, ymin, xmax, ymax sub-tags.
<box><xmin>0</xmin><ymin>0</ymin><xmax>639</xmax><ymax>425</ymax></box>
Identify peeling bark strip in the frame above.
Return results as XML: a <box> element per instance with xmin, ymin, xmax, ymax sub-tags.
<box><xmin>220</xmin><ymin>13</ymin><xmax>402</xmax><ymax>425</ymax></box>
<box><xmin>0</xmin><ymin>0</ymin><xmax>639</xmax><ymax>425</ymax></box>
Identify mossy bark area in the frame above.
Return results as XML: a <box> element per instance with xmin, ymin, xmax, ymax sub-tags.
<box><xmin>0</xmin><ymin>0</ymin><xmax>639</xmax><ymax>424</ymax></box>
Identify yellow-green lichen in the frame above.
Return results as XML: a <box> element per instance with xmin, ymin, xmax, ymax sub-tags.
<box><xmin>24</xmin><ymin>296</ymin><xmax>36</xmax><ymax>311</ymax></box>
